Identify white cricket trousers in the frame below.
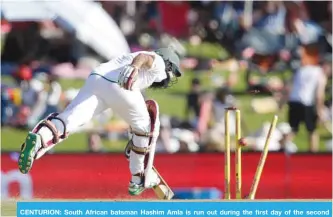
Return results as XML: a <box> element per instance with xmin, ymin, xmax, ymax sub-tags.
<box><xmin>39</xmin><ymin>74</ymin><xmax>151</xmax><ymax>175</ymax></box>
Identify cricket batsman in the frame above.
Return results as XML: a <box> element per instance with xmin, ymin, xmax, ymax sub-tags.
<box><xmin>18</xmin><ymin>48</ymin><xmax>182</xmax><ymax>196</ymax></box>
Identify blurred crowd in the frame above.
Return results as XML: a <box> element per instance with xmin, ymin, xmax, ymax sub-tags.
<box><xmin>1</xmin><ymin>1</ymin><xmax>332</xmax><ymax>153</ymax></box>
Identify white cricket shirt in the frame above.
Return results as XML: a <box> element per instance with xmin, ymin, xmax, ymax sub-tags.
<box><xmin>289</xmin><ymin>65</ymin><xmax>325</xmax><ymax>106</ymax></box>
<box><xmin>93</xmin><ymin>51</ymin><xmax>167</xmax><ymax>90</ymax></box>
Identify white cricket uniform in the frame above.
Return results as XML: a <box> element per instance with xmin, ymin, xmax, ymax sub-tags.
<box><xmin>40</xmin><ymin>51</ymin><xmax>167</xmax><ymax>175</ymax></box>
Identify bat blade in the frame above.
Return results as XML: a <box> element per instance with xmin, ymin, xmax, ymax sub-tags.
<box><xmin>152</xmin><ymin>166</ymin><xmax>174</xmax><ymax>200</ymax></box>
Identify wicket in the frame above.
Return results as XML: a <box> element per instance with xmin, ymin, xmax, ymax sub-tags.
<box><xmin>224</xmin><ymin>107</ymin><xmax>278</xmax><ymax>200</ymax></box>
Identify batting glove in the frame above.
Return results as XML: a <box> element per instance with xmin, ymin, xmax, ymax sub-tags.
<box><xmin>118</xmin><ymin>65</ymin><xmax>138</xmax><ymax>90</ymax></box>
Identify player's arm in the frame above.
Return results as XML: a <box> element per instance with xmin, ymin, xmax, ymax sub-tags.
<box><xmin>130</xmin><ymin>53</ymin><xmax>155</xmax><ymax>70</ymax></box>
<box><xmin>118</xmin><ymin>53</ymin><xmax>155</xmax><ymax>90</ymax></box>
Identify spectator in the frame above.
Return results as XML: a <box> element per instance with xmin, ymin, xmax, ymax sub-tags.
<box><xmin>252</xmin><ymin>1</ymin><xmax>286</xmax><ymax>36</ymax></box>
<box><xmin>185</xmin><ymin>78</ymin><xmax>202</xmax><ymax>126</ymax></box>
<box><xmin>321</xmin><ymin>53</ymin><xmax>332</xmax><ymax>135</ymax></box>
<box><xmin>287</xmin><ymin>24</ymin><xmax>327</xmax><ymax>152</ymax></box>
<box><xmin>322</xmin><ymin>53</ymin><xmax>332</xmax><ymax>109</ymax></box>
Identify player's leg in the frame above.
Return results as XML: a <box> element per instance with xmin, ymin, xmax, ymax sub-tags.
<box><xmin>18</xmin><ymin>75</ymin><xmax>107</xmax><ymax>174</ymax></box>
<box><xmin>125</xmin><ymin>100</ymin><xmax>161</xmax><ymax>196</ymax></box>
<box><xmin>305</xmin><ymin>105</ymin><xmax>319</xmax><ymax>152</ymax></box>
<box><xmin>287</xmin><ymin>102</ymin><xmax>302</xmax><ymax>142</ymax></box>
<box><xmin>99</xmin><ymin>84</ymin><xmax>160</xmax><ymax>195</ymax></box>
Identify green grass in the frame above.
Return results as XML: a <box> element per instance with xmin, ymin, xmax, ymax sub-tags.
<box><xmin>1</xmin><ymin>42</ymin><xmax>331</xmax><ymax>153</ymax></box>
<box><xmin>183</xmin><ymin>41</ymin><xmax>228</xmax><ymax>59</ymax></box>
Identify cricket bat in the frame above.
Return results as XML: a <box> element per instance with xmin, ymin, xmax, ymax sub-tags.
<box><xmin>152</xmin><ymin>166</ymin><xmax>174</xmax><ymax>200</ymax></box>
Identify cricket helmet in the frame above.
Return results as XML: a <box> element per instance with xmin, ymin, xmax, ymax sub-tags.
<box><xmin>155</xmin><ymin>47</ymin><xmax>182</xmax><ymax>77</ymax></box>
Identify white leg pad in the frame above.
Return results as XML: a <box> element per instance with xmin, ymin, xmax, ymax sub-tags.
<box><xmin>124</xmin><ymin>100</ymin><xmax>160</xmax><ymax>188</ymax></box>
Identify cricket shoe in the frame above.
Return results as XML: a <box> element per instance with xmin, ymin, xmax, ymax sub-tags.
<box><xmin>128</xmin><ymin>169</ymin><xmax>161</xmax><ymax>196</ymax></box>
<box><xmin>18</xmin><ymin>132</ymin><xmax>42</xmax><ymax>174</ymax></box>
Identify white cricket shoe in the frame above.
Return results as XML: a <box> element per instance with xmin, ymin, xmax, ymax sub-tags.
<box><xmin>128</xmin><ymin>169</ymin><xmax>160</xmax><ymax>196</ymax></box>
